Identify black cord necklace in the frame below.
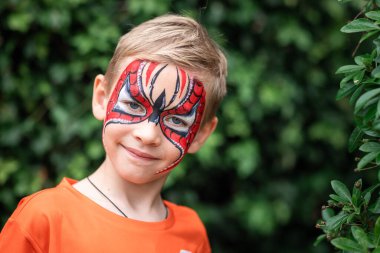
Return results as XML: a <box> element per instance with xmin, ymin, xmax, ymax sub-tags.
<box><xmin>86</xmin><ymin>176</ymin><xmax>168</xmax><ymax>219</ymax></box>
<box><xmin>87</xmin><ymin>176</ymin><xmax>128</xmax><ymax>217</ymax></box>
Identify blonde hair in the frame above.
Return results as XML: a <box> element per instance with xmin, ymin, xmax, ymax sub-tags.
<box><xmin>104</xmin><ymin>14</ymin><xmax>227</xmax><ymax>124</ymax></box>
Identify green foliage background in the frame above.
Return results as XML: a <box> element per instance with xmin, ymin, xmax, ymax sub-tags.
<box><xmin>0</xmin><ymin>0</ymin><xmax>368</xmax><ymax>252</ymax></box>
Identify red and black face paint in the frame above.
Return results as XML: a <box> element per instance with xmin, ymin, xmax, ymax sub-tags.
<box><xmin>105</xmin><ymin>59</ymin><xmax>206</xmax><ymax>173</ymax></box>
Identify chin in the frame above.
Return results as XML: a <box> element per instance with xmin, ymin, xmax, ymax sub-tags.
<box><xmin>119</xmin><ymin>172</ymin><xmax>166</xmax><ymax>185</ymax></box>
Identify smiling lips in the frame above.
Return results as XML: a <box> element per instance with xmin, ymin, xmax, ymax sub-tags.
<box><xmin>124</xmin><ymin>146</ymin><xmax>158</xmax><ymax>160</ymax></box>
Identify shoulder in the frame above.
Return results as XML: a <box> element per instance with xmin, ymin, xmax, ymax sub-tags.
<box><xmin>1</xmin><ymin>180</ymin><xmax>75</xmax><ymax>252</ymax></box>
<box><xmin>10</xmin><ymin>179</ymin><xmax>75</xmax><ymax>224</ymax></box>
<box><xmin>16</xmin><ymin>187</ymin><xmax>66</xmax><ymax>213</ymax></box>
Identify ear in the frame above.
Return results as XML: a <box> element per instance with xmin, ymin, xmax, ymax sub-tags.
<box><xmin>188</xmin><ymin>117</ymin><xmax>218</xmax><ymax>154</ymax></box>
<box><xmin>92</xmin><ymin>74</ymin><xmax>108</xmax><ymax>120</ymax></box>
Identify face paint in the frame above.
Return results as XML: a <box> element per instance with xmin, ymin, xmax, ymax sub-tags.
<box><xmin>105</xmin><ymin>59</ymin><xmax>206</xmax><ymax>173</ymax></box>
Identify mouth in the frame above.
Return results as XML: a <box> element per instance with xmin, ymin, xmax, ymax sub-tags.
<box><xmin>123</xmin><ymin>146</ymin><xmax>159</xmax><ymax>160</ymax></box>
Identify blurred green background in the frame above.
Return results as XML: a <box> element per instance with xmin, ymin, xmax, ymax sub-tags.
<box><xmin>0</xmin><ymin>0</ymin><xmax>371</xmax><ymax>252</ymax></box>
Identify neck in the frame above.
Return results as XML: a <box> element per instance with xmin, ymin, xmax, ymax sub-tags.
<box><xmin>90</xmin><ymin>159</ymin><xmax>168</xmax><ymax>221</ymax></box>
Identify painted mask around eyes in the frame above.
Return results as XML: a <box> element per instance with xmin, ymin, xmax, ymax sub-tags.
<box><xmin>105</xmin><ymin>59</ymin><xmax>206</xmax><ymax>173</ymax></box>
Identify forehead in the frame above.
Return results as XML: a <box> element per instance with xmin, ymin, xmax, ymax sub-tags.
<box><xmin>112</xmin><ymin>57</ymin><xmax>198</xmax><ymax>84</ymax></box>
<box><xmin>140</xmin><ymin>61</ymin><xmax>191</xmax><ymax>107</ymax></box>
<box><xmin>112</xmin><ymin>58</ymin><xmax>199</xmax><ymax>107</ymax></box>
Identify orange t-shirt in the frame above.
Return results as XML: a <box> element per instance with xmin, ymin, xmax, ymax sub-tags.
<box><xmin>0</xmin><ymin>178</ymin><xmax>211</xmax><ymax>253</ymax></box>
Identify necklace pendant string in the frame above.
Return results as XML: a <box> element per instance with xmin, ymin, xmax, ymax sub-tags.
<box><xmin>86</xmin><ymin>176</ymin><xmax>168</xmax><ymax>219</ymax></box>
<box><xmin>87</xmin><ymin>176</ymin><xmax>128</xmax><ymax>218</ymax></box>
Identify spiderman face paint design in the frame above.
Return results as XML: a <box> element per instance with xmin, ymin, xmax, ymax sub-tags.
<box><xmin>104</xmin><ymin>59</ymin><xmax>206</xmax><ymax>174</ymax></box>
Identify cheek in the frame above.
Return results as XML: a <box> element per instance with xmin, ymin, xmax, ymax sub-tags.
<box><xmin>164</xmin><ymin>140</ymin><xmax>182</xmax><ymax>160</ymax></box>
<box><xmin>102</xmin><ymin>124</ymin><xmax>114</xmax><ymax>153</ymax></box>
<box><xmin>102</xmin><ymin>124</ymin><xmax>128</xmax><ymax>149</ymax></box>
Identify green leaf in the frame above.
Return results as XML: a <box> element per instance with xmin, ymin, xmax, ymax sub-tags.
<box><xmin>377</xmin><ymin>100</ymin><xmax>380</xmax><ymax>119</ymax></box>
<box><xmin>354</xmin><ymin>55</ymin><xmax>366</xmax><ymax>66</ymax></box>
<box><xmin>360</xmin><ymin>30</ymin><xmax>379</xmax><ymax>44</ymax></box>
<box><xmin>354</xmin><ymin>54</ymin><xmax>374</xmax><ymax>67</ymax></box>
<box><xmin>354</xmin><ymin>55</ymin><xmax>367</xmax><ymax>66</ymax></box>
<box><xmin>363</xmin><ymin>129</ymin><xmax>380</xmax><ymax>137</ymax></box>
<box><xmin>331</xmin><ymin>180</ymin><xmax>352</xmax><ymax>203</ymax></box>
<box><xmin>330</xmin><ymin>194</ymin><xmax>350</xmax><ymax>203</ymax></box>
<box><xmin>350</xmin><ymin>84</ymin><xmax>365</xmax><ymax>106</ymax></box>
<box><xmin>336</xmin><ymin>65</ymin><xmax>365</xmax><ymax>74</ymax></box>
<box><xmin>359</xmin><ymin>142</ymin><xmax>380</xmax><ymax>152</ymax></box>
<box><xmin>363</xmin><ymin>105</ymin><xmax>377</xmax><ymax>124</ymax></box>
<box><xmin>313</xmin><ymin>234</ymin><xmax>326</xmax><ymax>247</ymax></box>
<box><xmin>357</xmin><ymin>151</ymin><xmax>380</xmax><ymax>170</ymax></box>
<box><xmin>353</xmin><ymin>70</ymin><xmax>365</xmax><ymax>84</ymax></box>
<box><xmin>369</xmin><ymin>196</ymin><xmax>380</xmax><ymax>214</ymax></box>
<box><xmin>337</xmin><ymin>83</ymin><xmax>357</xmax><ymax>100</ymax></box>
<box><xmin>347</xmin><ymin>213</ymin><xmax>356</xmax><ymax>224</ymax></box>
<box><xmin>351</xmin><ymin>226</ymin><xmax>370</xmax><ymax>248</ymax></box>
<box><xmin>355</xmin><ymin>88</ymin><xmax>380</xmax><ymax>113</ymax></box>
<box><xmin>366</xmin><ymin>11</ymin><xmax>380</xmax><ymax>21</ymax></box>
<box><xmin>374</xmin><ymin>216</ymin><xmax>380</xmax><ymax>246</ymax></box>
<box><xmin>374</xmin><ymin>121</ymin><xmax>380</xmax><ymax>131</ymax></box>
<box><xmin>341</xmin><ymin>18</ymin><xmax>380</xmax><ymax>33</ymax></box>
<box><xmin>348</xmin><ymin>127</ymin><xmax>364</xmax><ymax>152</ymax></box>
<box><xmin>352</xmin><ymin>179</ymin><xmax>362</xmax><ymax>207</ymax></box>
<box><xmin>364</xmin><ymin>191</ymin><xmax>372</xmax><ymax>206</ymax></box>
<box><xmin>322</xmin><ymin>207</ymin><xmax>335</xmax><ymax>221</ymax></box>
<box><xmin>373</xmin><ymin>66</ymin><xmax>380</xmax><ymax>78</ymax></box>
<box><xmin>325</xmin><ymin>212</ymin><xmax>349</xmax><ymax>230</ymax></box>
<box><xmin>331</xmin><ymin>237</ymin><xmax>364</xmax><ymax>251</ymax></box>
<box><xmin>362</xmin><ymin>183</ymin><xmax>380</xmax><ymax>197</ymax></box>
<box><xmin>375</xmin><ymin>38</ymin><xmax>380</xmax><ymax>55</ymax></box>
<box><xmin>340</xmin><ymin>72</ymin><xmax>358</xmax><ymax>87</ymax></box>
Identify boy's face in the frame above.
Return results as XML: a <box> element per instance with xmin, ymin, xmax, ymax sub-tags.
<box><xmin>102</xmin><ymin>59</ymin><xmax>206</xmax><ymax>183</ymax></box>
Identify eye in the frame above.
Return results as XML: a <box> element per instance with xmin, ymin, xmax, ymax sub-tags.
<box><xmin>116</xmin><ymin>100</ymin><xmax>147</xmax><ymax>116</ymax></box>
<box><xmin>163</xmin><ymin>114</ymin><xmax>195</xmax><ymax>135</ymax></box>
<box><xmin>129</xmin><ymin>102</ymin><xmax>140</xmax><ymax>110</ymax></box>
<box><xmin>167</xmin><ymin>116</ymin><xmax>188</xmax><ymax>127</ymax></box>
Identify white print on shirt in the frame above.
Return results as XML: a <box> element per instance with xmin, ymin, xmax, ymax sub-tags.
<box><xmin>179</xmin><ymin>250</ymin><xmax>192</xmax><ymax>253</ymax></box>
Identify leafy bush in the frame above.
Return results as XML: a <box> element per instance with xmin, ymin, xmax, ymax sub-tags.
<box><xmin>0</xmin><ymin>0</ymin><xmax>363</xmax><ymax>252</ymax></box>
<box><xmin>317</xmin><ymin>1</ymin><xmax>380</xmax><ymax>252</ymax></box>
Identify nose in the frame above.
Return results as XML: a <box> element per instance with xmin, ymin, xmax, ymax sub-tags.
<box><xmin>132</xmin><ymin>121</ymin><xmax>162</xmax><ymax>146</ymax></box>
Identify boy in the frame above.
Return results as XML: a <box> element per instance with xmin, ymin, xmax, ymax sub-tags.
<box><xmin>0</xmin><ymin>14</ymin><xmax>227</xmax><ymax>253</ymax></box>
